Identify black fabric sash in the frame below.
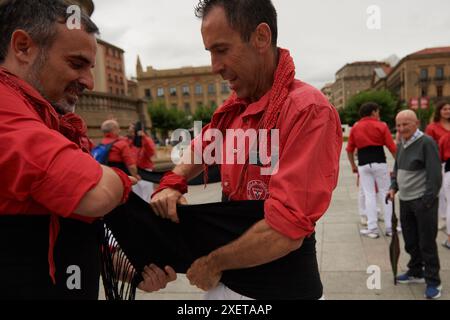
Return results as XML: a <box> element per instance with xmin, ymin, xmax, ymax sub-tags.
<box><xmin>0</xmin><ymin>215</ymin><xmax>101</xmax><ymax>300</ymax></box>
<box><xmin>357</xmin><ymin>146</ymin><xmax>387</xmax><ymax>166</ymax></box>
<box><xmin>103</xmin><ymin>193</ymin><xmax>323</xmax><ymax>300</ymax></box>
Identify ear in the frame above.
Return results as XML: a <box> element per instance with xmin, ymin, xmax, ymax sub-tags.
<box><xmin>252</xmin><ymin>23</ymin><xmax>272</xmax><ymax>53</ymax></box>
<box><xmin>10</xmin><ymin>29</ymin><xmax>39</xmax><ymax>65</ymax></box>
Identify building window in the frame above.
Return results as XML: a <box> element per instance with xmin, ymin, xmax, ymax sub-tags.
<box><xmin>157</xmin><ymin>87</ymin><xmax>165</xmax><ymax>98</ymax></box>
<box><xmin>421</xmin><ymin>86</ymin><xmax>428</xmax><ymax>97</ymax></box>
<box><xmin>116</xmin><ymin>88</ymin><xmax>119</xmax><ymax>95</ymax></box>
<box><xmin>114</xmin><ymin>75</ymin><xmax>118</xmax><ymax>84</ymax></box>
<box><xmin>120</xmin><ymin>77</ymin><xmax>123</xmax><ymax>84</ymax></box>
<box><xmin>171</xmin><ymin>104</ymin><xmax>178</xmax><ymax>110</ymax></box>
<box><xmin>436</xmin><ymin>67</ymin><xmax>444</xmax><ymax>80</ymax></box>
<box><xmin>184</xmin><ymin>103</ymin><xmax>191</xmax><ymax>114</ymax></box>
<box><xmin>437</xmin><ymin>85</ymin><xmax>443</xmax><ymax>97</ymax></box>
<box><xmin>208</xmin><ymin>84</ymin><xmax>216</xmax><ymax>94</ymax></box>
<box><xmin>109</xmin><ymin>87</ymin><xmax>113</xmax><ymax>94</ymax></box>
<box><xmin>182</xmin><ymin>85</ymin><xmax>190</xmax><ymax>96</ymax></box>
<box><xmin>108</xmin><ymin>74</ymin><xmax>112</xmax><ymax>81</ymax></box>
<box><xmin>169</xmin><ymin>87</ymin><xmax>177</xmax><ymax>97</ymax></box>
<box><xmin>420</xmin><ymin>68</ymin><xmax>428</xmax><ymax>81</ymax></box>
<box><xmin>195</xmin><ymin>84</ymin><xmax>203</xmax><ymax>96</ymax></box>
<box><xmin>197</xmin><ymin>101</ymin><xmax>203</xmax><ymax>108</ymax></box>
<box><xmin>121</xmin><ymin>89</ymin><xmax>125</xmax><ymax>95</ymax></box>
<box><xmin>145</xmin><ymin>89</ymin><xmax>152</xmax><ymax>99</ymax></box>
<box><xmin>221</xmin><ymin>82</ymin><xmax>230</xmax><ymax>93</ymax></box>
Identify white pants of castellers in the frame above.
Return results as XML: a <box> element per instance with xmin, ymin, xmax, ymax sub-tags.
<box><xmin>358</xmin><ymin>163</ymin><xmax>392</xmax><ymax>233</ymax></box>
<box><xmin>444</xmin><ymin>171</ymin><xmax>450</xmax><ymax>234</ymax></box>
<box><xmin>439</xmin><ymin>164</ymin><xmax>447</xmax><ymax>219</ymax></box>
<box><xmin>205</xmin><ymin>283</ymin><xmax>326</xmax><ymax>300</ymax></box>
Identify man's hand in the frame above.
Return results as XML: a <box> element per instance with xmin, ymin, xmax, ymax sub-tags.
<box><xmin>138</xmin><ymin>264</ymin><xmax>177</xmax><ymax>292</ymax></box>
<box><xmin>128</xmin><ymin>176</ymin><xmax>138</xmax><ymax>185</ymax></box>
<box><xmin>351</xmin><ymin>165</ymin><xmax>358</xmax><ymax>174</ymax></box>
<box><xmin>186</xmin><ymin>256</ymin><xmax>222</xmax><ymax>291</ymax></box>
<box><xmin>150</xmin><ymin>188</ymin><xmax>188</xmax><ymax>223</ymax></box>
<box><xmin>386</xmin><ymin>189</ymin><xmax>397</xmax><ymax>203</ymax></box>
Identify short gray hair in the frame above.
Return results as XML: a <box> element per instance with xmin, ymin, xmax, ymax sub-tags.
<box><xmin>101</xmin><ymin>120</ymin><xmax>119</xmax><ymax>133</ymax></box>
<box><xmin>0</xmin><ymin>0</ymin><xmax>99</xmax><ymax>64</ymax></box>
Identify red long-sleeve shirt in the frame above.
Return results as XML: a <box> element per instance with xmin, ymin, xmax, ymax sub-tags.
<box><xmin>128</xmin><ymin>135</ymin><xmax>156</xmax><ymax>170</ymax></box>
<box><xmin>346</xmin><ymin>117</ymin><xmax>397</xmax><ymax>154</ymax></box>
<box><xmin>426</xmin><ymin>122</ymin><xmax>450</xmax><ymax>146</ymax></box>
<box><xmin>439</xmin><ymin>133</ymin><xmax>450</xmax><ymax>162</ymax></box>
<box><xmin>0</xmin><ymin>72</ymin><xmax>102</xmax><ymax>217</ymax></box>
<box><xmin>195</xmin><ymin>81</ymin><xmax>342</xmax><ymax>240</ymax></box>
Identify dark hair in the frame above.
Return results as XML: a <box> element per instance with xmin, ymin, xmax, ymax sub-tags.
<box><xmin>433</xmin><ymin>100</ymin><xmax>450</xmax><ymax>122</ymax></box>
<box><xmin>195</xmin><ymin>0</ymin><xmax>278</xmax><ymax>47</ymax></box>
<box><xmin>359</xmin><ymin>102</ymin><xmax>380</xmax><ymax>118</ymax></box>
<box><xmin>0</xmin><ymin>0</ymin><xmax>99</xmax><ymax>64</ymax></box>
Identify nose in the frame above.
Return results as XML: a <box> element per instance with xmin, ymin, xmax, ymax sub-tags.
<box><xmin>79</xmin><ymin>69</ymin><xmax>94</xmax><ymax>91</ymax></box>
<box><xmin>211</xmin><ymin>54</ymin><xmax>224</xmax><ymax>75</ymax></box>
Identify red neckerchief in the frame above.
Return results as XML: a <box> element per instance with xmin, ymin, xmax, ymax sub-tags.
<box><xmin>206</xmin><ymin>48</ymin><xmax>296</xmax><ymax>198</ymax></box>
<box><xmin>0</xmin><ymin>67</ymin><xmax>93</xmax><ymax>285</ymax></box>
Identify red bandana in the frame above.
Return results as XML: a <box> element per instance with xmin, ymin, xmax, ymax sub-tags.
<box><xmin>206</xmin><ymin>48</ymin><xmax>295</xmax><ymax>196</ymax></box>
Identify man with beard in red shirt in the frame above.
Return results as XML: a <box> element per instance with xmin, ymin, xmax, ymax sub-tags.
<box><xmin>0</xmin><ymin>0</ymin><xmax>175</xmax><ymax>299</ymax></box>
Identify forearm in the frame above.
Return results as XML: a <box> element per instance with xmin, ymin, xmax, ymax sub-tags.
<box><xmin>173</xmin><ymin>163</ymin><xmax>204</xmax><ymax>182</ymax></box>
<box><xmin>206</xmin><ymin>219</ymin><xmax>303</xmax><ymax>272</ymax></box>
<box><xmin>347</xmin><ymin>152</ymin><xmax>357</xmax><ymax>169</ymax></box>
<box><xmin>75</xmin><ymin>166</ymin><xmax>123</xmax><ymax>217</ymax></box>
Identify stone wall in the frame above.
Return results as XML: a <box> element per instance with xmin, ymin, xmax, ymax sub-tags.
<box><xmin>76</xmin><ymin>91</ymin><xmax>151</xmax><ymax>142</ymax></box>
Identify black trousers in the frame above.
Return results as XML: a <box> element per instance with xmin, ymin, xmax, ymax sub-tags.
<box><xmin>400</xmin><ymin>197</ymin><xmax>441</xmax><ymax>286</ymax></box>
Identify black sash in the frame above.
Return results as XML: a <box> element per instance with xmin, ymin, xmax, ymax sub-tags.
<box><xmin>103</xmin><ymin>193</ymin><xmax>323</xmax><ymax>300</ymax></box>
<box><xmin>0</xmin><ymin>215</ymin><xmax>101</xmax><ymax>300</ymax></box>
<box><xmin>357</xmin><ymin>146</ymin><xmax>387</xmax><ymax>166</ymax></box>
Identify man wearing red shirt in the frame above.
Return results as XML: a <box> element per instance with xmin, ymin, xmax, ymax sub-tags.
<box><xmin>347</xmin><ymin>102</ymin><xmax>397</xmax><ymax>239</ymax></box>
<box><xmin>127</xmin><ymin>122</ymin><xmax>156</xmax><ymax>202</ymax></box>
<box><xmin>150</xmin><ymin>0</ymin><xmax>342</xmax><ymax>300</ymax></box>
<box><xmin>100</xmin><ymin>119</ymin><xmax>140</xmax><ymax>180</ymax></box>
<box><xmin>0</xmin><ymin>0</ymin><xmax>174</xmax><ymax>299</ymax></box>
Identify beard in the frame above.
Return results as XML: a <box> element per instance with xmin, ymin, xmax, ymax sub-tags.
<box><xmin>26</xmin><ymin>50</ymin><xmax>84</xmax><ymax>115</ymax></box>
<box><xmin>26</xmin><ymin>49</ymin><xmax>48</xmax><ymax>101</ymax></box>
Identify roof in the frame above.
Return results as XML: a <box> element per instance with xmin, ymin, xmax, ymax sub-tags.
<box><xmin>410</xmin><ymin>46</ymin><xmax>450</xmax><ymax>56</ymax></box>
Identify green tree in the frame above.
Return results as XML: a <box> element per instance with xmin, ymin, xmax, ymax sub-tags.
<box><xmin>193</xmin><ymin>104</ymin><xmax>216</xmax><ymax>125</ymax></box>
<box><xmin>343</xmin><ymin>90</ymin><xmax>398</xmax><ymax>128</ymax></box>
<box><xmin>148</xmin><ymin>101</ymin><xmax>192</xmax><ymax>140</ymax></box>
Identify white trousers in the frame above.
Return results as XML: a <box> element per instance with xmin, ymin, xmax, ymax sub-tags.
<box><xmin>358</xmin><ymin>163</ymin><xmax>392</xmax><ymax>232</ymax></box>
<box><xmin>444</xmin><ymin>172</ymin><xmax>450</xmax><ymax>235</ymax></box>
<box><xmin>205</xmin><ymin>283</ymin><xmax>254</xmax><ymax>300</ymax></box>
<box><xmin>205</xmin><ymin>283</ymin><xmax>325</xmax><ymax>300</ymax></box>
<box><xmin>439</xmin><ymin>164</ymin><xmax>447</xmax><ymax>219</ymax></box>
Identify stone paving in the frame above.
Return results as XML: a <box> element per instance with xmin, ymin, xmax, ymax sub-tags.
<box><xmin>101</xmin><ymin>145</ymin><xmax>450</xmax><ymax>300</ymax></box>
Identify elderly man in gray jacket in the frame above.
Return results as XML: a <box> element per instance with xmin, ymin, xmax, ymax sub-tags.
<box><xmin>388</xmin><ymin>110</ymin><xmax>442</xmax><ymax>299</ymax></box>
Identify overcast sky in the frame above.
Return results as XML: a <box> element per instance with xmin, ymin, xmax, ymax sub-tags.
<box><xmin>92</xmin><ymin>0</ymin><xmax>450</xmax><ymax>89</ymax></box>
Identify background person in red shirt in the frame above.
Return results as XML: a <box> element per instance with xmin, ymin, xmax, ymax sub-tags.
<box><xmin>150</xmin><ymin>0</ymin><xmax>342</xmax><ymax>300</ymax></box>
<box><xmin>127</xmin><ymin>122</ymin><xmax>156</xmax><ymax>202</ymax></box>
<box><xmin>426</xmin><ymin>100</ymin><xmax>450</xmax><ymax>227</ymax></box>
<box><xmin>100</xmin><ymin>119</ymin><xmax>140</xmax><ymax>181</ymax></box>
<box><xmin>347</xmin><ymin>102</ymin><xmax>397</xmax><ymax>239</ymax></box>
<box><xmin>0</xmin><ymin>0</ymin><xmax>174</xmax><ymax>299</ymax></box>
